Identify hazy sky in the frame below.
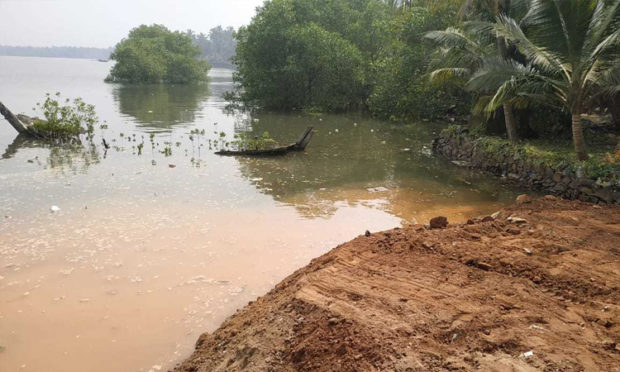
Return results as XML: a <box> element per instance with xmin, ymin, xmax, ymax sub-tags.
<box><xmin>0</xmin><ymin>0</ymin><xmax>264</xmax><ymax>48</ymax></box>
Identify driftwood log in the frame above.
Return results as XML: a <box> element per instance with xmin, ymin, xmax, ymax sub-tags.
<box><xmin>0</xmin><ymin>101</ymin><xmax>42</xmax><ymax>137</ymax></box>
<box><xmin>215</xmin><ymin>126</ymin><xmax>314</xmax><ymax>156</ymax></box>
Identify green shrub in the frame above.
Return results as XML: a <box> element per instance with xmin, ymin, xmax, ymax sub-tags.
<box><xmin>32</xmin><ymin>93</ymin><xmax>98</xmax><ymax>139</ymax></box>
<box><xmin>231</xmin><ymin>131</ymin><xmax>277</xmax><ymax>151</ymax></box>
<box><xmin>106</xmin><ymin>24</ymin><xmax>210</xmax><ymax>84</ymax></box>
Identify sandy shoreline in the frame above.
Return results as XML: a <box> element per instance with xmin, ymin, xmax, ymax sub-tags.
<box><xmin>174</xmin><ymin>196</ymin><xmax>620</xmax><ymax>371</ymax></box>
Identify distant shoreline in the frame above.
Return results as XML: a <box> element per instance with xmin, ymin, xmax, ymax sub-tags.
<box><xmin>0</xmin><ymin>52</ymin><xmax>234</xmax><ymax>68</ymax></box>
<box><xmin>0</xmin><ymin>45</ymin><xmax>112</xmax><ymax>60</ymax></box>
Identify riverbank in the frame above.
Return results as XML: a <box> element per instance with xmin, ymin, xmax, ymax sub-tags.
<box><xmin>432</xmin><ymin>126</ymin><xmax>620</xmax><ymax>204</ymax></box>
<box><xmin>174</xmin><ymin>196</ymin><xmax>620</xmax><ymax>371</ymax></box>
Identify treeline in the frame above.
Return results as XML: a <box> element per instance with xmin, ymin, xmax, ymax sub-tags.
<box><xmin>0</xmin><ymin>46</ymin><xmax>113</xmax><ymax>60</ymax></box>
<box><xmin>231</xmin><ymin>0</ymin><xmax>620</xmax><ymax>161</ymax></box>
<box><xmin>185</xmin><ymin>26</ymin><xmax>236</xmax><ymax>67</ymax></box>
<box><xmin>231</xmin><ymin>0</ymin><xmax>467</xmax><ymax>119</ymax></box>
<box><xmin>0</xmin><ymin>25</ymin><xmax>236</xmax><ymax>67</ymax></box>
<box><xmin>106</xmin><ymin>25</ymin><xmax>210</xmax><ymax>84</ymax></box>
<box><xmin>105</xmin><ymin>24</ymin><xmax>236</xmax><ymax>84</ymax></box>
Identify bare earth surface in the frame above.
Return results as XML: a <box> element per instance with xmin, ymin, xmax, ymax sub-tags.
<box><xmin>174</xmin><ymin>197</ymin><xmax>620</xmax><ymax>372</ymax></box>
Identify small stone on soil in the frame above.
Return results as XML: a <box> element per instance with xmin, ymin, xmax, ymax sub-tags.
<box><xmin>429</xmin><ymin>216</ymin><xmax>448</xmax><ymax>229</ymax></box>
<box><xmin>328</xmin><ymin>317</ymin><xmax>339</xmax><ymax>326</ymax></box>
<box><xmin>516</xmin><ymin>194</ymin><xmax>533</xmax><ymax>204</ymax></box>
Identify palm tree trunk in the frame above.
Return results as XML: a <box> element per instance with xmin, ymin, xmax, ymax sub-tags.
<box><xmin>608</xmin><ymin>93</ymin><xmax>620</xmax><ymax>132</ymax></box>
<box><xmin>503</xmin><ymin>103</ymin><xmax>518</xmax><ymax>142</ymax></box>
<box><xmin>571</xmin><ymin>112</ymin><xmax>588</xmax><ymax>160</ymax></box>
<box><xmin>0</xmin><ymin>101</ymin><xmax>29</xmax><ymax>134</ymax></box>
<box><xmin>497</xmin><ymin>32</ymin><xmax>519</xmax><ymax>142</ymax></box>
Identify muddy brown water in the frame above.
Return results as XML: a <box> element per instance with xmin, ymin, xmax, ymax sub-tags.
<box><xmin>0</xmin><ymin>56</ymin><xmax>524</xmax><ymax>372</ymax></box>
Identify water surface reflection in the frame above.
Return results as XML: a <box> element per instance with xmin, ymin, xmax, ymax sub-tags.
<box><xmin>234</xmin><ymin>113</ymin><xmax>516</xmax><ymax>221</ymax></box>
<box><xmin>112</xmin><ymin>84</ymin><xmax>210</xmax><ymax>131</ymax></box>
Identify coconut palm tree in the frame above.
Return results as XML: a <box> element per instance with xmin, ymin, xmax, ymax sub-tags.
<box><xmin>428</xmin><ymin>0</ymin><xmax>530</xmax><ymax>141</ymax></box>
<box><xmin>470</xmin><ymin>0</ymin><xmax>620</xmax><ymax>160</ymax></box>
<box><xmin>461</xmin><ymin>0</ymin><xmax>532</xmax><ymax>142</ymax></box>
<box><xmin>426</xmin><ymin>25</ymin><xmax>527</xmax><ymax>141</ymax></box>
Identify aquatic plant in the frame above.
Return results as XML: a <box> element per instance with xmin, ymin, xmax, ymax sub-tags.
<box><xmin>31</xmin><ymin>93</ymin><xmax>98</xmax><ymax>140</ymax></box>
<box><xmin>229</xmin><ymin>131</ymin><xmax>277</xmax><ymax>151</ymax></box>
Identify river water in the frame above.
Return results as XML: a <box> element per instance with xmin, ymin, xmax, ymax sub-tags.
<box><xmin>0</xmin><ymin>56</ymin><xmax>521</xmax><ymax>372</ymax></box>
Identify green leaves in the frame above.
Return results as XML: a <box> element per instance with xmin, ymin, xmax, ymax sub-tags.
<box><xmin>230</xmin><ymin>131</ymin><xmax>277</xmax><ymax>151</ymax></box>
<box><xmin>32</xmin><ymin>93</ymin><xmax>98</xmax><ymax>139</ymax></box>
<box><xmin>232</xmin><ymin>0</ymin><xmax>373</xmax><ymax>111</ymax></box>
<box><xmin>106</xmin><ymin>24</ymin><xmax>210</xmax><ymax>84</ymax></box>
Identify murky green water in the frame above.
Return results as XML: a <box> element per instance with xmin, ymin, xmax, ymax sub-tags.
<box><xmin>0</xmin><ymin>56</ymin><xmax>522</xmax><ymax>372</ymax></box>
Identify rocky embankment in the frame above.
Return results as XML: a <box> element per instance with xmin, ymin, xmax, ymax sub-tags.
<box><xmin>432</xmin><ymin>128</ymin><xmax>620</xmax><ymax>204</ymax></box>
<box><xmin>174</xmin><ymin>197</ymin><xmax>620</xmax><ymax>371</ymax></box>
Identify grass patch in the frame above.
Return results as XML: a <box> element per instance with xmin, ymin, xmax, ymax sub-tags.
<box><xmin>442</xmin><ymin>125</ymin><xmax>620</xmax><ymax>184</ymax></box>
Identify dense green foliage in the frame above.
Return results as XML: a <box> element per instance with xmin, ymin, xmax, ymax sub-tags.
<box><xmin>186</xmin><ymin>26</ymin><xmax>237</xmax><ymax>67</ymax></box>
<box><xmin>368</xmin><ymin>2</ymin><xmax>470</xmax><ymax>121</ymax></box>
<box><xmin>231</xmin><ymin>0</ymin><xmax>468</xmax><ymax>117</ymax></box>
<box><xmin>32</xmin><ymin>93</ymin><xmax>98</xmax><ymax>139</ymax></box>
<box><xmin>106</xmin><ymin>25</ymin><xmax>210</xmax><ymax>84</ymax></box>
<box><xmin>428</xmin><ymin>0</ymin><xmax>620</xmax><ymax>159</ymax></box>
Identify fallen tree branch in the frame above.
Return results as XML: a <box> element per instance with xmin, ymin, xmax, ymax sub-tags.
<box><xmin>0</xmin><ymin>101</ymin><xmax>30</xmax><ymax>134</ymax></box>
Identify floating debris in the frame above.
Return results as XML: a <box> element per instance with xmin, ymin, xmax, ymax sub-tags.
<box><xmin>367</xmin><ymin>187</ymin><xmax>389</xmax><ymax>193</ymax></box>
<box><xmin>59</xmin><ymin>268</ymin><xmax>74</xmax><ymax>276</ymax></box>
<box><xmin>50</xmin><ymin>205</ymin><xmax>61</xmax><ymax>213</ymax></box>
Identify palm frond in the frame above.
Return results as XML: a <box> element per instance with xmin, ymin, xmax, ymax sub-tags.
<box><xmin>424</xmin><ymin>28</ymin><xmax>483</xmax><ymax>54</ymax></box>
<box><xmin>581</xmin><ymin>0</ymin><xmax>620</xmax><ymax>61</ymax></box>
<box><xmin>468</xmin><ymin>57</ymin><xmax>565</xmax><ymax>113</ymax></box>
<box><xmin>494</xmin><ymin>14</ymin><xmax>568</xmax><ymax>78</ymax></box>
<box><xmin>428</xmin><ymin>68</ymin><xmax>471</xmax><ymax>84</ymax></box>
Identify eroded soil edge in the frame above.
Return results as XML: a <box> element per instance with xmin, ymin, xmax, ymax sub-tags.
<box><xmin>174</xmin><ymin>197</ymin><xmax>620</xmax><ymax>372</ymax></box>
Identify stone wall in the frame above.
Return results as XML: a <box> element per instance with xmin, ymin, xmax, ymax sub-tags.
<box><xmin>432</xmin><ymin>127</ymin><xmax>620</xmax><ymax>204</ymax></box>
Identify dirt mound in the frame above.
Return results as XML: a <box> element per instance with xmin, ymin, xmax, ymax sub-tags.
<box><xmin>174</xmin><ymin>197</ymin><xmax>620</xmax><ymax>371</ymax></box>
